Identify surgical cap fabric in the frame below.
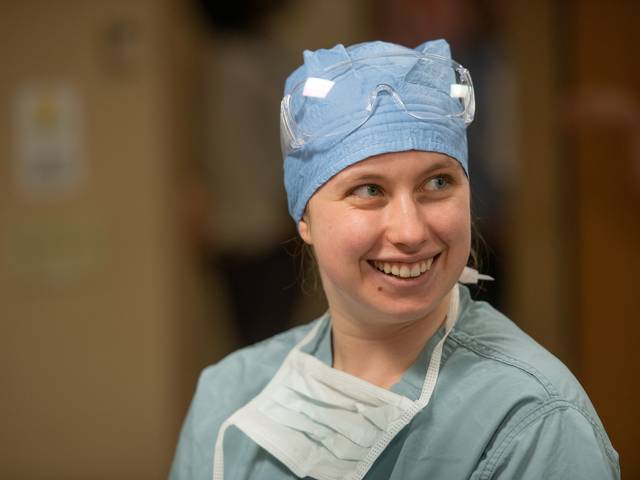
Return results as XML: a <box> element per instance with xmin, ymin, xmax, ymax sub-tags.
<box><xmin>282</xmin><ymin>39</ymin><xmax>469</xmax><ymax>223</ymax></box>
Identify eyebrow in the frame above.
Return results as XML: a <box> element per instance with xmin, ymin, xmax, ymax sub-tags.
<box><xmin>339</xmin><ymin>159</ymin><xmax>459</xmax><ymax>183</ymax></box>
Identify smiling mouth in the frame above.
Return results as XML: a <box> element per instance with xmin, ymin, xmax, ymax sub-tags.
<box><xmin>369</xmin><ymin>256</ymin><xmax>436</xmax><ymax>279</ymax></box>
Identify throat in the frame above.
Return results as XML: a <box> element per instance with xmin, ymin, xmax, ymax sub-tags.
<box><xmin>332</xmin><ymin>352</ymin><xmax>407</xmax><ymax>389</ymax></box>
<box><xmin>329</xmin><ymin>291</ymin><xmax>452</xmax><ymax>389</ymax></box>
<box><xmin>330</xmin><ymin>322</ymin><xmax>437</xmax><ymax>389</ymax></box>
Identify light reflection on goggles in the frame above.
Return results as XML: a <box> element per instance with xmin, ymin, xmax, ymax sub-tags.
<box><xmin>280</xmin><ymin>53</ymin><xmax>475</xmax><ymax>156</ymax></box>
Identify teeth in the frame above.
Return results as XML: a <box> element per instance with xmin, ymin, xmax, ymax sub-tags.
<box><xmin>372</xmin><ymin>257</ymin><xmax>436</xmax><ymax>279</ymax></box>
<box><xmin>410</xmin><ymin>264</ymin><xmax>421</xmax><ymax>277</ymax></box>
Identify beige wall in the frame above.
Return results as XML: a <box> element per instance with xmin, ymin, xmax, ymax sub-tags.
<box><xmin>0</xmin><ymin>1</ymin><xmax>217</xmax><ymax>478</ymax></box>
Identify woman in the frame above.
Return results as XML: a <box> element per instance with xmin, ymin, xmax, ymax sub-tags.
<box><xmin>170</xmin><ymin>39</ymin><xmax>620</xmax><ymax>479</ymax></box>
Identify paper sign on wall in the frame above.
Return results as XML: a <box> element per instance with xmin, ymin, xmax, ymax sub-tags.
<box><xmin>14</xmin><ymin>84</ymin><xmax>85</xmax><ymax>199</ymax></box>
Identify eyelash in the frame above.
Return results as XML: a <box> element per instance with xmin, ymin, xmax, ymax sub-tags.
<box><xmin>349</xmin><ymin>174</ymin><xmax>453</xmax><ymax>198</ymax></box>
<box><xmin>423</xmin><ymin>174</ymin><xmax>453</xmax><ymax>191</ymax></box>
<box><xmin>351</xmin><ymin>184</ymin><xmax>384</xmax><ymax>198</ymax></box>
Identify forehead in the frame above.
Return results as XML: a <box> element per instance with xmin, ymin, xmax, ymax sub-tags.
<box><xmin>330</xmin><ymin>151</ymin><xmax>463</xmax><ymax>184</ymax></box>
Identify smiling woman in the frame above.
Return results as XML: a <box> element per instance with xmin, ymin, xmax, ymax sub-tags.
<box><xmin>298</xmin><ymin>151</ymin><xmax>470</xmax><ymax>388</ymax></box>
<box><xmin>303</xmin><ymin>153</ymin><xmax>468</xmax><ymax>323</ymax></box>
<box><xmin>169</xmin><ymin>39</ymin><xmax>620</xmax><ymax>480</ymax></box>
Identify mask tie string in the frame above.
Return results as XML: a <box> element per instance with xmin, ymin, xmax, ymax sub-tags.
<box><xmin>458</xmin><ymin>266</ymin><xmax>494</xmax><ymax>284</ymax></box>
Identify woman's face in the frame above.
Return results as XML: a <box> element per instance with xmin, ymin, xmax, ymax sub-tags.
<box><xmin>298</xmin><ymin>150</ymin><xmax>471</xmax><ymax>326</ymax></box>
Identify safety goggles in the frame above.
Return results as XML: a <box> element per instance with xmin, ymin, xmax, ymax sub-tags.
<box><xmin>280</xmin><ymin>52</ymin><xmax>475</xmax><ymax>155</ymax></box>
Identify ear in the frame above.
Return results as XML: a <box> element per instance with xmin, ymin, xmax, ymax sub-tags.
<box><xmin>298</xmin><ymin>217</ymin><xmax>312</xmax><ymax>245</ymax></box>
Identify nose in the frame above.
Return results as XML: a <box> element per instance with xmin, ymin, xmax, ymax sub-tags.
<box><xmin>385</xmin><ymin>194</ymin><xmax>428</xmax><ymax>251</ymax></box>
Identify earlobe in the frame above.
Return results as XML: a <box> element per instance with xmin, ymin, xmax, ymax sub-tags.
<box><xmin>298</xmin><ymin>218</ymin><xmax>312</xmax><ymax>244</ymax></box>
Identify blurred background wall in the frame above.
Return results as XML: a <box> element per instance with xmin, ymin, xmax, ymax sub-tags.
<box><xmin>0</xmin><ymin>0</ymin><xmax>638</xmax><ymax>478</ymax></box>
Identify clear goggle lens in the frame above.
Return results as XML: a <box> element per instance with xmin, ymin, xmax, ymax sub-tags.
<box><xmin>280</xmin><ymin>53</ymin><xmax>475</xmax><ymax>155</ymax></box>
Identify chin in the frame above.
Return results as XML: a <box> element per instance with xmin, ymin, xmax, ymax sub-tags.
<box><xmin>368</xmin><ymin>296</ymin><xmax>447</xmax><ymax>325</ymax></box>
<box><xmin>381</xmin><ymin>273</ymin><xmax>460</xmax><ymax>321</ymax></box>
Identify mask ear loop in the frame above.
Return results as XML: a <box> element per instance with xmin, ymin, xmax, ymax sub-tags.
<box><xmin>418</xmin><ymin>270</ymin><xmax>492</xmax><ymax>410</ymax></box>
<box><xmin>415</xmin><ymin>284</ymin><xmax>460</xmax><ymax>410</ymax></box>
<box><xmin>212</xmin><ymin>415</ymin><xmax>233</xmax><ymax>480</ymax></box>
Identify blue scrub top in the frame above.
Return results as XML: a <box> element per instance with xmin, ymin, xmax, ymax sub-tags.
<box><xmin>169</xmin><ymin>285</ymin><xmax>620</xmax><ymax>479</ymax></box>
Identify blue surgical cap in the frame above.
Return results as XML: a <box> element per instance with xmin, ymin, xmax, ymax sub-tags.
<box><xmin>283</xmin><ymin>39</ymin><xmax>470</xmax><ymax>223</ymax></box>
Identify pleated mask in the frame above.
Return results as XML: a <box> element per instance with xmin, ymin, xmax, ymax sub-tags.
<box><xmin>212</xmin><ymin>284</ymin><xmax>464</xmax><ymax>480</ymax></box>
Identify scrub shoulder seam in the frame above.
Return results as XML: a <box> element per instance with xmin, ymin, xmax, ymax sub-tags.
<box><xmin>477</xmin><ymin>399</ymin><xmax>620</xmax><ymax>479</ymax></box>
<box><xmin>448</xmin><ymin>330</ymin><xmax>558</xmax><ymax>399</ymax></box>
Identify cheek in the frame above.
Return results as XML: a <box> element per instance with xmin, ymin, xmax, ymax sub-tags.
<box><xmin>314</xmin><ymin>210</ymin><xmax>378</xmax><ymax>260</ymax></box>
<box><xmin>432</xmin><ymin>200</ymin><xmax>471</xmax><ymax>249</ymax></box>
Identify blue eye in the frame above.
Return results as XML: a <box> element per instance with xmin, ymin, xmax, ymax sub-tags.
<box><xmin>352</xmin><ymin>184</ymin><xmax>383</xmax><ymax>198</ymax></box>
<box><xmin>426</xmin><ymin>175</ymin><xmax>450</xmax><ymax>190</ymax></box>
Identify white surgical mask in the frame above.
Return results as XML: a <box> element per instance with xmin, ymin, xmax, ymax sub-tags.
<box><xmin>213</xmin><ymin>272</ymin><xmax>488</xmax><ymax>480</ymax></box>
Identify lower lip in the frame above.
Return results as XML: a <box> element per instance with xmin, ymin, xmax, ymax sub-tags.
<box><xmin>367</xmin><ymin>255</ymin><xmax>440</xmax><ymax>287</ymax></box>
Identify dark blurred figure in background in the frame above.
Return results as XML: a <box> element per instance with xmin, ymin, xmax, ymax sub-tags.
<box><xmin>195</xmin><ymin>0</ymin><xmax>299</xmax><ymax>346</ymax></box>
<box><xmin>374</xmin><ymin>0</ymin><xmax>518</xmax><ymax>309</ymax></box>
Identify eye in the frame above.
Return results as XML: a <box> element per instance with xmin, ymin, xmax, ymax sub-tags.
<box><xmin>351</xmin><ymin>184</ymin><xmax>383</xmax><ymax>198</ymax></box>
<box><xmin>424</xmin><ymin>175</ymin><xmax>451</xmax><ymax>191</ymax></box>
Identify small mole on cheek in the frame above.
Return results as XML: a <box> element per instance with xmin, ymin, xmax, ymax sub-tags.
<box><xmin>377</xmin><ymin>286</ymin><xmax>383</xmax><ymax>292</ymax></box>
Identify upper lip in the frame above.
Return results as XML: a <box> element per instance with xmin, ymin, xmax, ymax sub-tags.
<box><xmin>368</xmin><ymin>253</ymin><xmax>440</xmax><ymax>263</ymax></box>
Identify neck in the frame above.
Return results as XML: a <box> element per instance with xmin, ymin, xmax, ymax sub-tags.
<box><xmin>330</xmin><ymin>291</ymin><xmax>452</xmax><ymax>389</ymax></box>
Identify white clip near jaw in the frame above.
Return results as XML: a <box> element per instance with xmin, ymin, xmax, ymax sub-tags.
<box><xmin>458</xmin><ymin>266</ymin><xmax>494</xmax><ymax>284</ymax></box>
